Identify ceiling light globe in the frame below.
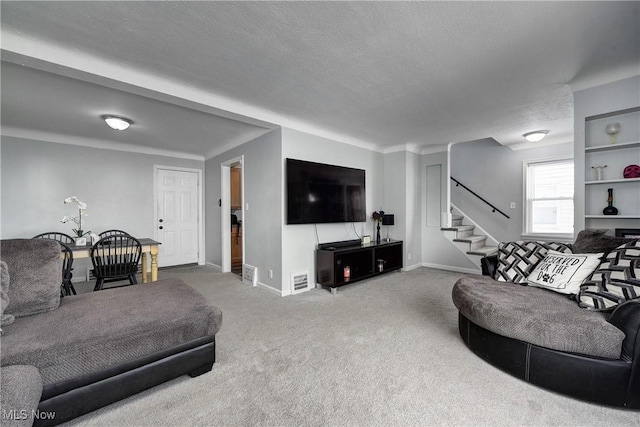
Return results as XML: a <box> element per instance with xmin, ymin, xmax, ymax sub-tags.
<box><xmin>102</xmin><ymin>115</ymin><xmax>133</xmax><ymax>131</ymax></box>
<box><xmin>523</xmin><ymin>130</ymin><xmax>548</xmax><ymax>142</ymax></box>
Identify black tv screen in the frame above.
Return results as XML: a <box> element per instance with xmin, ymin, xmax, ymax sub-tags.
<box><xmin>287</xmin><ymin>158</ymin><xmax>366</xmax><ymax>224</ymax></box>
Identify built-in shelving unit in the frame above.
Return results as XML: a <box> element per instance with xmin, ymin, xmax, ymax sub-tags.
<box><xmin>583</xmin><ymin>107</ymin><xmax>640</xmax><ymax>230</ymax></box>
<box><xmin>585</xmin><ymin>178</ymin><xmax>640</xmax><ymax>185</ymax></box>
<box><xmin>585</xmin><ymin>140</ymin><xmax>640</xmax><ymax>153</ymax></box>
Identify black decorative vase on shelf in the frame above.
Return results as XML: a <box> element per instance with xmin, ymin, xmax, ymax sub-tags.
<box><xmin>376</xmin><ymin>223</ymin><xmax>381</xmax><ymax>243</ymax></box>
<box><xmin>603</xmin><ymin>188</ymin><xmax>619</xmax><ymax>215</ymax></box>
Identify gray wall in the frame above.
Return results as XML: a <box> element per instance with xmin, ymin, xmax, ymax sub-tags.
<box><xmin>405</xmin><ymin>151</ymin><xmax>422</xmax><ymax>268</ymax></box>
<box><xmin>421</xmin><ymin>150</ymin><xmax>478</xmax><ymax>271</ymax></box>
<box><xmin>282</xmin><ymin>128</ymin><xmax>384</xmax><ymax>295</ymax></box>
<box><xmin>450</xmin><ymin>138</ymin><xmax>573</xmax><ymax>242</ymax></box>
<box><xmin>382</xmin><ymin>151</ymin><xmax>422</xmax><ymax>269</ymax></box>
<box><xmin>383</xmin><ymin>151</ymin><xmax>407</xmax><ymax>249</ymax></box>
<box><xmin>205</xmin><ymin>128</ymin><xmax>283</xmax><ymax>291</ymax></box>
<box><xmin>1</xmin><ymin>136</ymin><xmax>203</xmax><ymax>239</ymax></box>
<box><xmin>1</xmin><ymin>136</ymin><xmax>204</xmax><ymax>277</ymax></box>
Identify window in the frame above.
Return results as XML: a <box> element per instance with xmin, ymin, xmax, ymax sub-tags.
<box><xmin>524</xmin><ymin>158</ymin><xmax>574</xmax><ymax>237</ymax></box>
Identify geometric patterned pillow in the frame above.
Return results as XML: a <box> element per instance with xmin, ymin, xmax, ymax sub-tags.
<box><xmin>578</xmin><ymin>240</ymin><xmax>640</xmax><ymax>311</ymax></box>
<box><xmin>495</xmin><ymin>241</ymin><xmax>573</xmax><ymax>283</ymax></box>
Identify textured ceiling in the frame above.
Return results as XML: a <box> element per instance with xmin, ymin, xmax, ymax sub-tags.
<box><xmin>1</xmin><ymin>2</ymin><xmax>639</xmax><ymax>157</ymax></box>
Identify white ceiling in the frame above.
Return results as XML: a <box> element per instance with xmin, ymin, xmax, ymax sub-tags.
<box><xmin>1</xmin><ymin>2</ymin><xmax>639</xmax><ymax>158</ymax></box>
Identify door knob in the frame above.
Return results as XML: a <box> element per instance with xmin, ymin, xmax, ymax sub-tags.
<box><xmin>159</xmin><ymin>226</ymin><xmax>164</xmax><ymax>230</ymax></box>
<box><xmin>159</xmin><ymin>219</ymin><xmax>164</xmax><ymax>223</ymax></box>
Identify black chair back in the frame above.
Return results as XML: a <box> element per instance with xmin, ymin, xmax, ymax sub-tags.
<box><xmin>58</xmin><ymin>241</ymin><xmax>75</xmax><ymax>296</ymax></box>
<box><xmin>34</xmin><ymin>233</ymin><xmax>76</xmax><ymax>296</ymax></box>
<box><xmin>91</xmin><ymin>235</ymin><xmax>142</xmax><ymax>291</ymax></box>
<box><xmin>99</xmin><ymin>229</ymin><xmax>131</xmax><ymax>238</ymax></box>
<box><xmin>33</xmin><ymin>232</ymin><xmax>75</xmax><ymax>245</ymax></box>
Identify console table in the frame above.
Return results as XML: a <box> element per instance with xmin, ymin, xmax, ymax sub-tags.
<box><xmin>316</xmin><ymin>240</ymin><xmax>403</xmax><ymax>294</ymax></box>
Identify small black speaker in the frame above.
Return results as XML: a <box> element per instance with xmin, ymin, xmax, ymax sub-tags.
<box><xmin>382</xmin><ymin>214</ymin><xmax>394</xmax><ymax>226</ymax></box>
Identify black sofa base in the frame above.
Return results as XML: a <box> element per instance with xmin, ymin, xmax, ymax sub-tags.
<box><xmin>458</xmin><ymin>314</ymin><xmax>639</xmax><ymax>409</ymax></box>
<box><xmin>35</xmin><ymin>336</ymin><xmax>216</xmax><ymax>426</ymax></box>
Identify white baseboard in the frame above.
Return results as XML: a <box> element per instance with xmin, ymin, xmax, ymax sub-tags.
<box><xmin>402</xmin><ymin>263</ymin><xmax>422</xmax><ymax>272</ymax></box>
<box><xmin>206</xmin><ymin>262</ymin><xmax>222</xmax><ymax>271</ymax></box>
<box><xmin>257</xmin><ymin>281</ymin><xmax>285</xmax><ymax>296</ymax></box>
<box><xmin>422</xmin><ymin>262</ymin><xmax>480</xmax><ymax>275</ymax></box>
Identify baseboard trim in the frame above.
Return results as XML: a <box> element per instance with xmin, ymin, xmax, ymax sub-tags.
<box><xmin>257</xmin><ymin>281</ymin><xmax>284</xmax><ymax>296</ymax></box>
<box><xmin>422</xmin><ymin>262</ymin><xmax>480</xmax><ymax>275</ymax></box>
<box><xmin>402</xmin><ymin>263</ymin><xmax>422</xmax><ymax>272</ymax></box>
<box><xmin>205</xmin><ymin>262</ymin><xmax>223</xmax><ymax>271</ymax></box>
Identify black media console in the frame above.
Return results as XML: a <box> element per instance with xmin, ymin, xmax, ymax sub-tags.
<box><xmin>316</xmin><ymin>239</ymin><xmax>403</xmax><ymax>294</ymax></box>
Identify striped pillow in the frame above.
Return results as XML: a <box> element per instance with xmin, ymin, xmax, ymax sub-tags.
<box><xmin>495</xmin><ymin>241</ymin><xmax>573</xmax><ymax>283</ymax></box>
<box><xmin>579</xmin><ymin>240</ymin><xmax>640</xmax><ymax>311</ymax></box>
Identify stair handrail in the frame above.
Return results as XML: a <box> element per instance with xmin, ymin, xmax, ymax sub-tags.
<box><xmin>450</xmin><ymin>177</ymin><xmax>510</xmax><ymax>219</ymax></box>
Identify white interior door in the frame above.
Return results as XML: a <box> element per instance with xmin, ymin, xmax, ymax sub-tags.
<box><xmin>156</xmin><ymin>168</ymin><xmax>199</xmax><ymax>267</ymax></box>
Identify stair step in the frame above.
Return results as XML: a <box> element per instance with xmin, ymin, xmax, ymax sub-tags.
<box><xmin>440</xmin><ymin>225</ymin><xmax>474</xmax><ymax>232</ymax></box>
<box><xmin>451</xmin><ymin>215</ymin><xmax>464</xmax><ymax>226</ymax></box>
<box><xmin>467</xmin><ymin>245</ymin><xmax>498</xmax><ymax>256</ymax></box>
<box><xmin>453</xmin><ymin>235</ymin><xmax>486</xmax><ymax>243</ymax></box>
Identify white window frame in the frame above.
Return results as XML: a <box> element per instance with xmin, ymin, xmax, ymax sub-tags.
<box><xmin>522</xmin><ymin>157</ymin><xmax>574</xmax><ymax>241</ymax></box>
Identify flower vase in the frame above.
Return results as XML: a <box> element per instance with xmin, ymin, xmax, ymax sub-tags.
<box><xmin>602</xmin><ymin>188</ymin><xmax>619</xmax><ymax>215</ymax></box>
<box><xmin>376</xmin><ymin>223</ymin><xmax>381</xmax><ymax>243</ymax></box>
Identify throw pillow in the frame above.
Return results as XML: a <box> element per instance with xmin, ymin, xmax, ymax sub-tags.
<box><xmin>1</xmin><ymin>239</ymin><xmax>62</xmax><ymax>317</ymax></box>
<box><xmin>527</xmin><ymin>250</ymin><xmax>603</xmax><ymax>295</ymax></box>
<box><xmin>495</xmin><ymin>241</ymin><xmax>573</xmax><ymax>283</ymax></box>
<box><xmin>579</xmin><ymin>240</ymin><xmax>640</xmax><ymax>311</ymax></box>
<box><xmin>0</xmin><ymin>260</ymin><xmax>15</xmax><ymax>327</ymax></box>
<box><xmin>571</xmin><ymin>229</ymin><xmax>634</xmax><ymax>255</ymax></box>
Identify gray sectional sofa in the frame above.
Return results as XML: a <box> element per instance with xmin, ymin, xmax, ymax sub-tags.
<box><xmin>452</xmin><ymin>231</ymin><xmax>640</xmax><ymax>408</ymax></box>
<box><xmin>0</xmin><ymin>239</ymin><xmax>223</xmax><ymax>426</ymax></box>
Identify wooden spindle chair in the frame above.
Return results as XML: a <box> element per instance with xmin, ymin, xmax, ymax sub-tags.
<box><xmin>33</xmin><ymin>233</ymin><xmax>76</xmax><ymax>296</ymax></box>
<box><xmin>91</xmin><ymin>235</ymin><xmax>142</xmax><ymax>291</ymax></box>
<box><xmin>98</xmin><ymin>229</ymin><xmax>131</xmax><ymax>238</ymax></box>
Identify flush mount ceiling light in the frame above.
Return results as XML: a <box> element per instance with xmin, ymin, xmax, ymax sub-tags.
<box><xmin>523</xmin><ymin>130</ymin><xmax>549</xmax><ymax>142</ymax></box>
<box><xmin>101</xmin><ymin>115</ymin><xmax>133</xmax><ymax>131</ymax></box>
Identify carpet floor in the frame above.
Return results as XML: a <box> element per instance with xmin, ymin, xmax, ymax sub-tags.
<box><xmin>66</xmin><ymin>266</ymin><xmax>639</xmax><ymax>426</ymax></box>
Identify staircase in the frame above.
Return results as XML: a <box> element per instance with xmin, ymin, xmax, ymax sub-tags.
<box><xmin>441</xmin><ymin>210</ymin><xmax>498</xmax><ymax>268</ymax></box>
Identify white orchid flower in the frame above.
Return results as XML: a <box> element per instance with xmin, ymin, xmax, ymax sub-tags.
<box><xmin>64</xmin><ymin>196</ymin><xmax>87</xmax><ymax>208</ymax></box>
<box><xmin>62</xmin><ymin>196</ymin><xmax>89</xmax><ymax>236</ymax></box>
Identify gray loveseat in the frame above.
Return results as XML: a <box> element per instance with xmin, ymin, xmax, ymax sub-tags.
<box><xmin>452</xmin><ymin>231</ymin><xmax>640</xmax><ymax>409</ymax></box>
<box><xmin>0</xmin><ymin>239</ymin><xmax>223</xmax><ymax>426</ymax></box>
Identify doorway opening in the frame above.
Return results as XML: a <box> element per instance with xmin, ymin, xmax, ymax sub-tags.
<box><xmin>221</xmin><ymin>156</ymin><xmax>244</xmax><ymax>276</ymax></box>
<box><xmin>230</xmin><ymin>163</ymin><xmax>242</xmax><ymax>276</ymax></box>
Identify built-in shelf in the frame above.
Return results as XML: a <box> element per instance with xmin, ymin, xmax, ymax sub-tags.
<box><xmin>585</xmin><ymin>215</ymin><xmax>640</xmax><ymax>219</ymax></box>
<box><xmin>583</xmin><ymin>106</ymin><xmax>640</xmax><ymax>231</ymax></box>
<box><xmin>585</xmin><ymin>140</ymin><xmax>640</xmax><ymax>153</ymax></box>
<box><xmin>585</xmin><ymin>178</ymin><xmax>640</xmax><ymax>185</ymax></box>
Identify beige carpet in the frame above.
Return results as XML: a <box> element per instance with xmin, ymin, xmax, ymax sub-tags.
<box><xmin>66</xmin><ymin>266</ymin><xmax>639</xmax><ymax>426</ymax></box>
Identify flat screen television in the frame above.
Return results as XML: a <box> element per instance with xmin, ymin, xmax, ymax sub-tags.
<box><xmin>286</xmin><ymin>158</ymin><xmax>366</xmax><ymax>224</ymax></box>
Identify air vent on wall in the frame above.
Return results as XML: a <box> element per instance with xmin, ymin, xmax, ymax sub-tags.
<box><xmin>291</xmin><ymin>271</ymin><xmax>311</xmax><ymax>295</ymax></box>
<box><xmin>243</xmin><ymin>264</ymin><xmax>257</xmax><ymax>286</ymax></box>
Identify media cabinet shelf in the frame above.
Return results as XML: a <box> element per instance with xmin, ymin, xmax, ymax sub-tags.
<box><xmin>316</xmin><ymin>240</ymin><xmax>403</xmax><ymax>294</ymax></box>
